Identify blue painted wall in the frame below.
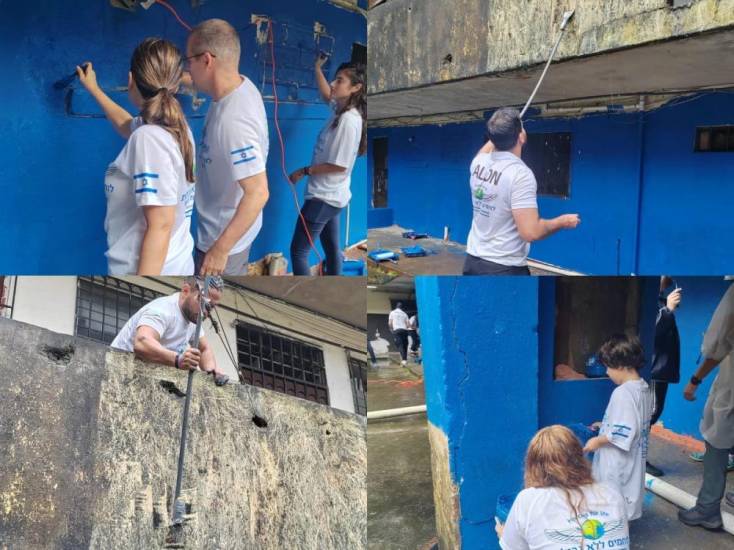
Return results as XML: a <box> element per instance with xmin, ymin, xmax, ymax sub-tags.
<box><xmin>416</xmin><ymin>276</ymin><xmax>539</xmax><ymax>550</ymax></box>
<box><xmin>369</xmin><ymin>92</ymin><xmax>734</xmax><ymax>275</ymax></box>
<box><xmin>0</xmin><ymin>0</ymin><xmax>366</xmax><ymax>273</ymax></box>
<box><xmin>538</xmin><ymin>276</ymin><xmax>730</xmax><ymax>437</ymax></box>
<box><xmin>420</xmin><ymin>276</ymin><xmax>731</xmax><ymax>548</ymax></box>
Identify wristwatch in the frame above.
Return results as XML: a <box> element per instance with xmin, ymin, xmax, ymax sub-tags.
<box><xmin>175</xmin><ymin>353</ymin><xmax>181</xmax><ymax>369</ymax></box>
<box><xmin>304</xmin><ymin>166</ymin><xmax>311</xmax><ymax>176</ymax></box>
<box><xmin>690</xmin><ymin>375</ymin><xmax>702</xmax><ymax>386</ymax></box>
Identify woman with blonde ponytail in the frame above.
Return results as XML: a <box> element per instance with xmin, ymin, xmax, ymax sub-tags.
<box><xmin>77</xmin><ymin>38</ymin><xmax>195</xmax><ymax>275</ymax></box>
<box><xmin>497</xmin><ymin>425</ymin><xmax>630</xmax><ymax>550</ymax></box>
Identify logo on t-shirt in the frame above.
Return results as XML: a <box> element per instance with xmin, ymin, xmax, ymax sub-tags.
<box><xmin>545</xmin><ymin>516</ymin><xmax>625</xmax><ymax>544</ymax></box>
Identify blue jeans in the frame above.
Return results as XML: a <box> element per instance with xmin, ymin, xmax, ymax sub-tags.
<box><xmin>290</xmin><ymin>199</ymin><xmax>342</xmax><ymax>276</ymax></box>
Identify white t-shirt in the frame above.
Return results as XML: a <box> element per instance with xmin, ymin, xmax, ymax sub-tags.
<box><xmin>196</xmin><ymin>77</ymin><xmax>269</xmax><ymax>255</ymax></box>
<box><xmin>592</xmin><ymin>379</ymin><xmax>653</xmax><ymax>521</ymax></box>
<box><xmin>389</xmin><ymin>308</ymin><xmax>410</xmax><ymax>331</ymax></box>
<box><xmin>409</xmin><ymin>315</ymin><xmax>418</xmax><ymax>330</ymax></box>
<box><xmin>104</xmin><ymin>117</ymin><xmax>195</xmax><ymax>275</ymax></box>
<box><xmin>110</xmin><ymin>292</ymin><xmax>202</xmax><ymax>354</ymax></box>
<box><xmin>305</xmin><ymin>106</ymin><xmax>362</xmax><ymax>208</ymax></box>
<box><xmin>500</xmin><ymin>484</ymin><xmax>629</xmax><ymax>550</ymax></box>
<box><xmin>466</xmin><ymin>151</ymin><xmax>538</xmax><ymax>267</ymax></box>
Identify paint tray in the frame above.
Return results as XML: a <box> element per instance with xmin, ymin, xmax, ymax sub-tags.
<box><xmin>402</xmin><ymin>231</ymin><xmax>429</xmax><ymax>240</ymax></box>
<box><xmin>342</xmin><ymin>259</ymin><xmax>365</xmax><ymax>276</ymax></box>
<box><xmin>367</xmin><ymin>249</ymin><xmax>399</xmax><ymax>262</ymax></box>
<box><xmin>495</xmin><ymin>493</ymin><xmax>518</xmax><ymax>524</ymax></box>
<box><xmin>401</xmin><ymin>246</ymin><xmax>427</xmax><ymax>258</ymax></box>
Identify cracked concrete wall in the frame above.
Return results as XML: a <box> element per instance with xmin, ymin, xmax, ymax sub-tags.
<box><xmin>415</xmin><ymin>276</ymin><xmax>541</xmax><ymax>549</ymax></box>
<box><xmin>0</xmin><ymin>318</ymin><xmax>366</xmax><ymax>549</ymax></box>
<box><xmin>368</xmin><ymin>0</ymin><xmax>734</xmax><ymax>95</ymax></box>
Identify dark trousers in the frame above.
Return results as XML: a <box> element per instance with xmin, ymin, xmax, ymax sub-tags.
<box><xmin>290</xmin><ymin>199</ymin><xmax>342</xmax><ymax>276</ymax></box>
<box><xmin>409</xmin><ymin>330</ymin><xmax>420</xmax><ymax>352</ymax></box>
<box><xmin>462</xmin><ymin>254</ymin><xmax>531</xmax><ymax>276</ymax></box>
<box><xmin>650</xmin><ymin>380</ymin><xmax>669</xmax><ymax>426</ymax></box>
<box><xmin>697</xmin><ymin>441</ymin><xmax>730</xmax><ymax>513</ymax></box>
<box><xmin>393</xmin><ymin>329</ymin><xmax>409</xmax><ymax>361</ymax></box>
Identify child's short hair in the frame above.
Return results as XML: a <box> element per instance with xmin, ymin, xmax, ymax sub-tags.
<box><xmin>598</xmin><ymin>334</ymin><xmax>645</xmax><ymax>371</ymax></box>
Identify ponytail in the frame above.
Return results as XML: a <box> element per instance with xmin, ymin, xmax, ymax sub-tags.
<box><xmin>131</xmin><ymin>38</ymin><xmax>195</xmax><ymax>183</ymax></box>
<box><xmin>332</xmin><ymin>62</ymin><xmax>367</xmax><ymax>156</ymax></box>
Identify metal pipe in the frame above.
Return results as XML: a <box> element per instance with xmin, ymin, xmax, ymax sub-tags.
<box><xmin>644</xmin><ymin>474</ymin><xmax>734</xmax><ymax>534</ymax></box>
<box><xmin>367</xmin><ymin>404</ymin><xmax>427</xmax><ymax>420</ymax></box>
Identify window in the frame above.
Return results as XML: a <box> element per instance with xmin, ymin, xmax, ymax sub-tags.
<box><xmin>522</xmin><ymin>132</ymin><xmax>572</xmax><ymax>197</ymax></box>
<box><xmin>75</xmin><ymin>277</ymin><xmax>163</xmax><ymax>345</ymax></box>
<box><xmin>236</xmin><ymin>322</ymin><xmax>330</xmax><ymax>406</ymax></box>
<box><xmin>351</xmin><ymin>42</ymin><xmax>367</xmax><ymax>66</ymax></box>
<box><xmin>553</xmin><ymin>277</ymin><xmax>641</xmax><ymax>379</ymax></box>
<box><xmin>348</xmin><ymin>355</ymin><xmax>367</xmax><ymax>416</ymax></box>
<box><xmin>695</xmin><ymin>126</ymin><xmax>734</xmax><ymax>153</ymax></box>
<box><xmin>372</xmin><ymin>137</ymin><xmax>388</xmax><ymax>208</ymax></box>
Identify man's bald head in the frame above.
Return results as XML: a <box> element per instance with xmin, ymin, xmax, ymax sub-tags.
<box><xmin>189</xmin><ymin>18</ymin><xmax>241</xmax><ymax>68</ymax></box>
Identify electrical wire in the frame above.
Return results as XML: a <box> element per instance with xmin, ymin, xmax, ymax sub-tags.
<box><xmin>267</xmin><ymin>20</ymin><xmax>324</xmax><ymax>276</ymax></box>
<box><xmin>154</xmin><ymin>0</ymin><xmax>192</xmax><ymax>32</ymax></box>
<box><xmin>212</xmin><ymin>306</ymin><xmax>240</xmax><ymax>372</ymax></box>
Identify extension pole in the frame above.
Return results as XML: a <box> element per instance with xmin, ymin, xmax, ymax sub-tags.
<box><xmin>172</xmin><ymin>278</ymin><xmax>210</xmax><ymax>525</ymax></box>
<box><xmin>519</xmin><ymin>10</ymin><xmax>575</xmax><ymax>118</ymax></box>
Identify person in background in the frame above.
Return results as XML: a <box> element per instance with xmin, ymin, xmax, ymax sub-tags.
<box><xmin>388</xmin><ymin>302</ymin><xmax>410</xmax><ymax>367</ymax></box>
<box><xmin>646</xmin><ymin>277</ymin><xmax>682</xmax><ymax>477</ymax></box>
<box><xmin>679</xmin><ymin>282</ymin><xmax>734</xmax><ymax>531</ymax></box>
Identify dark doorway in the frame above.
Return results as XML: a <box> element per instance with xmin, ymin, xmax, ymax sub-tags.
<box><xmin>372</xmin><ymin>137</ymin><xmax>388</xmax><ymax>207</ymax></box>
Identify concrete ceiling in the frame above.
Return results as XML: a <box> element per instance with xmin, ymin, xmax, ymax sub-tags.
<box><xmin>368</xmin><ymin>30</ymin><xmax>734</xmax><ymax>122</ymax></box>
<box><xmin>224</xmin><ymin>277</ymin><xmax>366</xmax><ymax>330</ymax></box>
<box><xmin>368</xmin><ymin>276</ymin><xmax>415</xmax><ymax>295</ymax></box>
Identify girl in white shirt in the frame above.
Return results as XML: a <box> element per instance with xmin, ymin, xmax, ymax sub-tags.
<box><xmin>77</xmin><ymin>38</ymin><xmax>195</xmax><ymax>275</ymax></box>
<box><xmin>288</xmin><ymin>59</ymin><xmax>366</xmax><ymax>276</ymax></box>
<box><xmin>498</xmin><ymin>425</ymin><xmax>630</xmax><ymax>550</ymax></box>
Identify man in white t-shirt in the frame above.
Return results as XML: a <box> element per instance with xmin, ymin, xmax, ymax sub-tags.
<box><xmin>679</xmin><ymin>282</ymin><xmax>734</xmax><ymax>530</ymax></box>
<box><xmin>388</xmin><ymin>303</ymin><xmax>410</xmax><ymax>367</ymax></box>
<box><xmin>408</xmin><ymin>313</ymin><xmax>420</xmax><ymax>356</ymax></box>
<box><xmin>185</xmin><ymin>19</ymin><xmax>270</xmax><ymax>276</ymax></box>
<box><xmin>584</xmin><ymin>335</ymin><xmax>653</xmax><ymax>521</ymax></box>
<box><xmin>464</xmin><ymin>107</ymin><xmax>580</xmax><ymax>275</ymax></box>
<box><xmin>110</xmin><ymin>277</ymin><xmax>229</xmax><ymax>386</ymax></box>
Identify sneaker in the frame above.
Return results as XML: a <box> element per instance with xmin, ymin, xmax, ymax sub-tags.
<box><xmin>689</xmin><ymin>452</ymin><xmax>734</xmax><ymax>471</ymax></box>
<box><xmin>678</xmin><ymin>506</ymin><xmax>723</xmax><ymax>530</ymax></box>
<box><xmin>646</xmin><ymin>462</ymin><xmax>664</xmax><ymax>477</ymax></box>
<box><xmin>400</xmin><ymin>360</ymin><xmax>407</xmax><ymax>367</ymax></box>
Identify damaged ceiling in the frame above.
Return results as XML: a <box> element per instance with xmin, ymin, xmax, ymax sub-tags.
<box><xmin>369</xmin><ymin>29</ymin><xmax>734</xmax><ymax>122</ymax></box>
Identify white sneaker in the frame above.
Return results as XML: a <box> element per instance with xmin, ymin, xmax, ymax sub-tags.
<box><xmin>401</xmin><ymin>360</ymin><xmax>407</xmax><ymax>367</ymax></box>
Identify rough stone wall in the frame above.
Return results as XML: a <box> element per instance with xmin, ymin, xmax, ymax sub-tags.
<box><xmin>0</xmin><ymin>319</ymin><xmax>366</xmax><ymax>549</ymax></box>
<box><xmin>368</xmin><ymin>0</ymin><xmax>734</xmax><ymax>94</ymax></box>
<box><xmin>427</xmin><ymin>423</ymin><xmax>460</xmax><ymax>550</ymax></box>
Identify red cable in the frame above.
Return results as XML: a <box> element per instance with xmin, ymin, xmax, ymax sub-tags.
<box><xmin>154</xmin><ymin>0</ymin><xmax>193</xmax><ymax>32</ymax></box>
<box><xmin>267</xmin><ymin>21</ymin><xmax>324</xmax><ymax>276</ymax></box>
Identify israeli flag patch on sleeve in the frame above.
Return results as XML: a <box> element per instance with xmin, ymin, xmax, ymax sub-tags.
<box><xmin>231</xmin><ymin>146</ymin><xmax>256</xmax><ymax>166</ymax></box>
<box><xmin>133</xmin><ymin>172</ymin><xmax>159</xmax><ymax>194</ymax></box>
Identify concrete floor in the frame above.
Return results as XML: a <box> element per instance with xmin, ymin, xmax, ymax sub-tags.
<box><xmin>368</xmin><ymin>356</ymin><xmax>437</xmax><ymax>550</ymax></box>
<box><xmin>365</xmin><ymin>225</ymin><xmax>577</xmax><ymax>277</ymax></box>
<box><xmin>368</xmin><ymin>355</ymin><xmax>734</xmax><ymax>549</ymax></box>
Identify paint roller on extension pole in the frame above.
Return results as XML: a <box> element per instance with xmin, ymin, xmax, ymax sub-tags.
<box><xmin>519</xmin><ymin>9</ymin><xmax>575</xmax><ymax>118</ymax></box>
<box><xmin>170</xmin><ymin>277</ymin><xmax>210</xmax><ymax>531</ymax></box>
